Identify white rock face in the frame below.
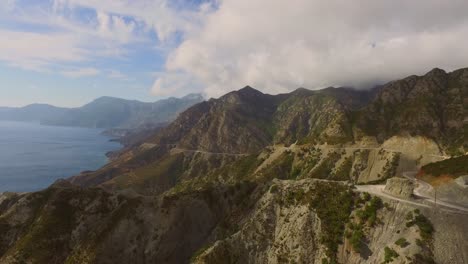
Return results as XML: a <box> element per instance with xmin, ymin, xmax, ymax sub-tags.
<box><xmin>455</xmin><ymin>175</ymin><xmax>468</xmax><ymax>188</ymax></box>
<box><xmin>384</xmin><ymin>177</ymin><xmax>414</xmax><ymax>198</ymax></box>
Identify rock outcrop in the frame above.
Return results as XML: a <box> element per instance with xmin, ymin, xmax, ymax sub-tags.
<box><xmin>384</xmin><ymin>177</ymin><xmax>414</xmax><ymax>198</ymax></box>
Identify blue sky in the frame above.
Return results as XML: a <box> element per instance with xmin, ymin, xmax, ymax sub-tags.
<box><xmin>0</xmin><ymin>0</ymin><xmax>212</xmax><ymax>107</ymax></box>
<box><xmin>1</xmin><ymin>0</ymin><xmax>468</xmax><ymax>107</ymax></box>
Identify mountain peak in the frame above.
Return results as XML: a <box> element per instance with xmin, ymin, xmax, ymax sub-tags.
<box><xmin>290</xmin><ymin>87</ymin><xmax>314</xmax><ymax>96</ymax></box>
<box><xmin>425</xmin><ymin>67</ymin><xmax>447</xmax><ymax>77</ymax></box>
<box><xmin>237</xmin><ymin>86</ymin><xmax>262</xmax><ymax>95</ymax></box>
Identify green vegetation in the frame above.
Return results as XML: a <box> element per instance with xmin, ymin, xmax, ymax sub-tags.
<box><xmin>307</xmin><ymin>182</ymin><xmax>354</xmax><ymax>262</ymax></box>
<box><xmin>406</xmin><ymin>210</ymin><xmax>434</xmax><ymax>241</ymax></box>
<box><xmin>345</xmin><ymin>193</ymin><xmax>385</xmax><ymax>254</ymax></box>
<box><xmin>331</xmin><ymin>157</ymin><xmax>353</xmax><ymax>181</ymax></box>
<box><xmin>352</xmin><ymin>150</ymin><xmax>370</xmax><ymax>181</ymax></box>
<box><xmin>383</xmin><ymin>246</ymin><xmax>399</xmax><ymax>263</ymax></box>
<box><xmin>421</xmin><ymin>155</ymin><xmax>468</xmax><ymax>177</ymax></box>
<box><xmin>294</xmin><ymin>147</ymin><xmax>322</xmax><ymax>178</ymax></box>
<box><xmin>132</xmin><ymin>153</ymin><xmax>185</xmax><ymax>190</ymax></box>
<box><xmin>310</xmin><ymin>152</ymin><xmax>342</xmax><ymax>179</ymax></box>
<box><xmin>383</xmin><ymin>153</ymin><xmax>401</xmax><ymax>179</ymax></box>
<box><xmin>355</xmin><ymin>196</ymin><xmax>383</xmax><ymax>226</ymax></box>
<box><xmin>348</xmin><ymin>224</ymin><xmax>364</xmax><ymax>252</ymax></box>
<box><xmin>222</xmin><ymin>154</ymin><xmax>261</xmax><ymax>179</ymax></box>
<box><xmin>259</xmin><ymin>152</ymin><xmax>295</xmax><ymax>180</ymax></box>
<box><xmin>395</xmin><ymin>238</ymin><xmax>410</xmax><ymax>248</ymax></box>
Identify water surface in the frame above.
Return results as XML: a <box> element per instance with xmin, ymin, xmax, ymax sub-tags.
<box><xmin>0</xmin><ymin>121</ymin><xmax>120</xmax><ymax>192</ymax></box>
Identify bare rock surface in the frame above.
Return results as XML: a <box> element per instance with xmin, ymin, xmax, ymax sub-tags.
<box><xmin>384</xmin><ymin>177</ymin><xmax>414</xmax><ymax>198</ymax></box>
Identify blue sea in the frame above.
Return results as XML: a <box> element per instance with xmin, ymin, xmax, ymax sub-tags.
<box><xmin>0</xmin><ymin>121</ymin><xmax>121</xmax><ymax>192</ymax></box>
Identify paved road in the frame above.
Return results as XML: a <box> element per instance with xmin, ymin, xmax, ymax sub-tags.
<box><xmin>356</xmin><ymin>184</ymin><xmax>431</xmax><ymax>209</ymax></box>
<box><xmin>356</xmin><ymin>173</ymin><xmax>468</xmax><ymax>214</ymax></box>
<box><xmin>165</xmin><ymin>144</ymin><xmax>464</xmax><ymax>212</ymax></box>
<box><xmin>325</xmin><ymin>146</ymin><xmax>448</xmax><ymax>159</ymax></box>
<box><xmin>402</xmin><ymin>171</ymin><xmax>468</xmax><ymax>213</ymax></box>
<box><xmin>171</xmin><ymin>148</ymin><xmax>249</xmax><ymax>157</ymax></box>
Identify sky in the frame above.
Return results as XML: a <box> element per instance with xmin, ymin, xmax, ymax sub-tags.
<box><xmin>1</xmin><ymin>0</ymin><xmax>468</xmax><ymax>107</ymax></box>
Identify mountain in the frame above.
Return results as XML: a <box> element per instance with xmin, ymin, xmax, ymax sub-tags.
<box><xmin>0</xmin><ymin>104</ymin><xmax>67</xmax><ymax>122</ymax></box>
<box><xmin>0</xmin><ymin>94</ymin><xmax>204</xmax><ymax>129</ymax></box>
<box><xmin>1</xmin><ymin>68</ymin><xmax>468</xmax><ymax>264</ymax></box>
<box><xmin>67</xmin><ymin>67</ymin><xmax>468</xmax><ymax>192</ymax></box>
<box><xmin>356</xmin><ymin>67</ymin><xmax>467</xmax><ymax>154</ymax></box>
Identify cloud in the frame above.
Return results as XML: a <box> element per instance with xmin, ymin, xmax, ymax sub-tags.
<box><xmin>0</xmin><ymin>29</ymin><xmax>87</xmax><ymax>71</ymax></box>
<box><xmin>151</xmin><ymin>71</ymin><xmax>202</xmax><ymax>97</ymax></box>
<box><xmin>4</xmin><ymin>0</ymin><xmax>468</xmax><ymax>99</ymax></box>
<box><xmin>0</xmin><ymin>0</ymin><xmax>200</xmax><ymax>73</ymax></box>
<box><xmin>159</xmin><ymin>0</ymin><xmax>468</xmax><ymax>97</ymax></box>
<box><xmin>61</xmin><ymin>67</ymin><xmax>100</xmax><ymax>77</ymax></box>
<box><xmin>51</xmin><ymin>0</ymin><xmax>214</xmax><ymax>42</ymax></box>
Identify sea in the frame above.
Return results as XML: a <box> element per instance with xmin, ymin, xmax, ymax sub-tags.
<box><xmin>0</xmin><ymin>121</ymin><xmax>121</xmax><ymax>192</ymax></box>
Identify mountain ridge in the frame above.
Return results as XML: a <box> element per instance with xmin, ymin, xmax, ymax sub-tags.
<box><xmin>0</xmin><ymin>94</ymin><xmax>205</xmax><ymax>129</ymax></box>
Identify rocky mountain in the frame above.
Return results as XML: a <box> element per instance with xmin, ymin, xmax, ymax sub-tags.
<box><xmin>356</xmin><ymin>68</ymin><xmax>467</xmax><ymax>155</ymax></box>
<box><xmin>1</xmin><ymin>68</ymin><xmax>467</xmax><ymax>264</ymax></box>
<box><xmin>0</xmin><ymin>94</ymin><xmax>204</xmax><ymax>129</ymax></box>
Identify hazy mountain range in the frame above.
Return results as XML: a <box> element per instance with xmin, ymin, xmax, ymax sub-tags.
<box><xmin>0</xmin><ymin>94</ymin><xmax>204</xmax><ymax>129</ymax></box>
<box><xmin>0</xmin><ymin>68</ymin><xmax>467</xmax><ymax>264</ymax></box>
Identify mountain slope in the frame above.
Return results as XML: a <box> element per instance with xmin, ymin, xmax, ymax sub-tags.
<box><xmin>68</xmin><ymin>68</ymin><xmax>468</xmax><ymax>194</ymax></box>
<box><xmin>356</xmin><ymin>68</ymin><xmax>468</xmax><ymax>154</ymax></box>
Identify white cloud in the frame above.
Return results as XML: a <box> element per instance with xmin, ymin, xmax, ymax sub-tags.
<box><xmin>52</xmin><ymin>0</ymin><xmax>214</xmax><ymax>42</ymax></box>
<box><xmin>0</xmin><ymin>29</ymin><xmax>87</xmax><ymax>71</ymax></box>
<box><xmin>0</xmin><ymin>0</ymin><xmax>205</xmax><ymax>73</ymax></box>
<box><xmin>159</xmin><ymin>0</ymin><xmax>468</xmax><ymax>97</ymax></box>
<box><xmin>151</xmin><ymin>71</ymin><xmax>202</xmax><ymax>96</ymax></box>
<box><xmin>4</xmin><ymin>0</ymin><xmax>468</xmax><ymax>98</ymax></box>
<box><xmin>61</xmin><ymin>67</ymin><xmax>100</xmax><ymax>77</ymax></box>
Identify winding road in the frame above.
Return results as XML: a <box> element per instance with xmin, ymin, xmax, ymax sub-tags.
<box><xmin>164</xmin><ymin>144</ymin><xmax>465</xmax><ymax>212</ymax></box>
<box><xmin>356</xmin><ymin>172</ymin><xmax>468</xmax><ymax>214</ymax></box>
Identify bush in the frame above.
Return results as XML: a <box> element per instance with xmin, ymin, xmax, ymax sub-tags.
<box><xmin>406</xmin><ymin>212</ymin><xmax>434</xmax><ymax>241</ymax></box>
<box><xmin>356</xmin><ymin>196</ymin><xmax>383</xmax><ymax>226</ymax></box>
<box><xmin>395</xmin><ymin>238</ymin><xmax>410</xmax><ymax>248</ymax></box>
<box><xmin>383</xmin><ymin>246</ymin><xmax>399</xmax><ymax>263</ymax></box>
<box><xmin>414</xmin><ymin>214</ymin><xmax>434</xmax><ymax>240</ymax></box>
<box><xmin>349</xmin><ymin>226</ymin><xmax>364</xmax><ymax>252</ymax></box>
<box><xmin>421</xmin><ymin>155</ymin><xmax>468</xmax><ymax>177</ymax></box>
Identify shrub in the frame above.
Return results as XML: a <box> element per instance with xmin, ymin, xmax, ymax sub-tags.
<box><xmin>349</xmin><ymin>226</ymin><xmax>364</xmax><ymax>252</ymax></box>
<box><xmin>356</xmin><ymin>196</ymin><xmax>382</xmax><ymax>226</ymax></box>
<box><xmin>383</xmin><ymin>246</ymin><xmax>399</xmax><ymax>263</ymax></box>
<box><xmin>406</xmin><ymin>212</ymin><xmax>433</xmax><ymax>240</ymax></box>
<box><xmin>395</xmin><ymin>238</ymin><xmax>410</xmax><ymax>248</ymax></box>
<box><xmin>413</xmin><ymin>214</ymin><xmax>434</xmax><ymax>240</ymax></box>
<box><xmin>421</xmin><ymin>155</ymin><xmax>468</xmax><ymax>177</ymax></box>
